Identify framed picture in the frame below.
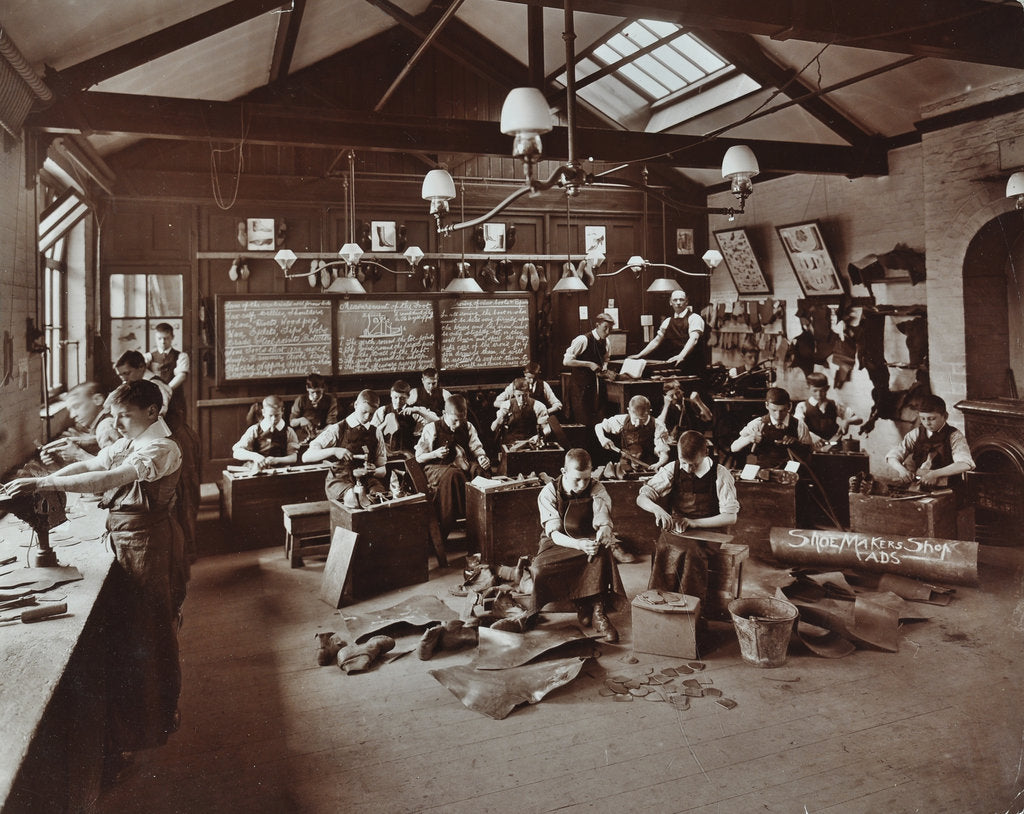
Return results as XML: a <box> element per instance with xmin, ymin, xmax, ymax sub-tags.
<box><xmin>483</xmin><ymin>222</ymin><xmax>506</xmax><ymax>252</ymax></box>
<box><xmin>776</xmin><ymin>221</ymin><xmax>845</xmax><ymax>296</ymax></box>
<box><xmin>371</xmin><ymin>220</ymin><xmax>397</xmax><ymax>252</ymax></box>
<box><xmin>584</xmin><ymin>225</ymin><xmax>606</xmax><ymax>255</ymax></box>
<box><xmin>676</xmin><ymin>228</ymin><xmax>694</xmax><ymax>255</ymax></box>
<box><xmin>713</xmin><ymin>227</ymin><xmax>771</xmax><ymax>295</ymax></box>
<box><xmin>246</xmin><ymin>218</ymin><xmax>275</xmax><ymax>250</ymax></box>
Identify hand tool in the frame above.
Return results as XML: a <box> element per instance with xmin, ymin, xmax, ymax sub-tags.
<box><xmin>0</xmin><ymin>602</ymin><xmax>67</xmax><ymax>624</ymax></box>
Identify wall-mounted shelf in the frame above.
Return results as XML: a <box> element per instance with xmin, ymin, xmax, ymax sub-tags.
<box><xmin>196</xmin><ymin>252</ymin><xmax>590</xmax><ymax>262</ymax></box>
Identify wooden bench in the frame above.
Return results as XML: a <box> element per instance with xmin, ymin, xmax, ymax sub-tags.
<box><xmin>282</xmin><ymin>501</ymin><xmax>332</xmax><ymax>567</ymax></box>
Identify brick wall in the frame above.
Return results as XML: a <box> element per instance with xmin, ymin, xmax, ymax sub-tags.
<box><xmin>705</xmin><ymin>73</ymin><xmax>1024</xmax><ymax>475</ymax></box>
<box><xmin>0</xmin><ymin>145</ymin><xmax>44</xmax><ymax>477</ymax></box>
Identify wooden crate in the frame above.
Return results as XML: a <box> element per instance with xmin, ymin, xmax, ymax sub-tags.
<box><xmin>499</xmin><ymin>443</ymin><xmax>565</xmax><ymax>477</ymax></box>
<box><xmin>731</xmin><ymin>476</ymin><xmax>798</xmax><ymax>559</ymax></box>
<box><xmin>849</xmin><ymin>490</ymin><xmax>958</xmax><ymax>539</ymax></box>
<box><xmin>631</xmin><ymin>593</ymin><xmax>700</xmax><ymax>659</ymax></box>
<box><xmin>328</xmin><ymin>495</ymin><xmax>432</xmax><ymax>600</ymax></box>
<box><xmin>221</xmin><ymin>465</ymin><xmax>330</xmax><ymax>550</ymax></box>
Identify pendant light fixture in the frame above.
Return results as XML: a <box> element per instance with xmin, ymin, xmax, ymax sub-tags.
<box><xmin>444</xmin><ymin>178</ymin><xmax>484</xmax><ymax>293</ymax></box>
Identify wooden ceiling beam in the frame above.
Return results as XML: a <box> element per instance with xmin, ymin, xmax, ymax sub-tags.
<box><xmin>269</xmin><ymin>0</ymin><xmax>307</xmax><ymax>83</ymax></box>
<box><xmin>25</xmin><ymin>90</ymin><xmax>890</xmax><ymax>176</ymax></box>
<box><xmin>47</xmin><ymin>0</ymin><xmax>290</xmax><ymax>93</ymax></box>
<box><xmin>492</xmin><ymin>0</ymin><xmax>1024</xmax><ymax>69</ymax></box>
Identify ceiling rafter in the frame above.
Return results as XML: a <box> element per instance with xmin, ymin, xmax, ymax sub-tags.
<box><xmin>25</xmin><ymin>90</ymin><xmax>890</xmax><ymax>177</ymax></box>
<box><xmin>269</xmin><ymin>0</ymin><xmax>307</xmax><ymax>83</ymax></box>
<box><xmin>693</xmin><ymin>29</ymin><xmax>873</xmax><ymax>148</ymax></box>
<box><xmin>493</xmin><ymin>0</ymin><xmax>1024</xmax><ymax>69</ymax></box>
<box><xmin>46</xmin><ymin>0</ymin><xmax>289</xmax><ymax>94</ymax></box>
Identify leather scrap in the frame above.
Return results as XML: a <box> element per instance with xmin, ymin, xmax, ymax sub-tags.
<box><xmin>472</xmin><ymin>622</ymin><xmax>593</xmax><ymax>670</ymax></box>
<box><xmin>877</xmin><ymin>573</ymin><xmax>954</xmax><ymax>605</ymax></box>
<box><xmin>430</xmin><ymin>656</ymin><xmax>589</xmax><ymax>720</ymax></box>
<box><xmin>0</xmin><ymin>565</ymin><xmax>84</xmax><ymax>600</ymax></box>
<box><xmin>341</xmin><ymin>595</ymin><xmax>460</xmax><ymax>644</ymax></box>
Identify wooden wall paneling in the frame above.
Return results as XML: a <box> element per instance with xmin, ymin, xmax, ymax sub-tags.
<box><xmin>105</xmin><ymin>202</ymin><xmax>190</xmax><ymax>262</ymax></box>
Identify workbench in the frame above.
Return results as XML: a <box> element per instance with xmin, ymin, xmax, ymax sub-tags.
<box><xmin>808</xmin><ymin>449</ymin><xmax>870</xmax><ymax>528</ymax></box>
<box><xmin>730</xmin><ymin>472</ymin><xmax>798</xmax><ymax>559</ymax></box>
<box><xmin>0</xmin><ymin>496</ymin><xmax>114</xmax><ymax>813</ymax></box>
<box><xmin>220</xmin><ymin>463</ymin><xmax>331</xmax><ymax>550</ymax></box>
<box><xmin>498</xmin><ymin>443</ymin><xmax>565</xmax><ymax>477</ymax></box>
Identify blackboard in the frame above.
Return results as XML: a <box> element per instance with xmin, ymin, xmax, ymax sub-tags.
<box><xmin>218</xmin><ymin>293</ymin><xmax>531</xmax><ymax>381</ymax></box>
<box><xmin>440</xmin><ymin>297</ymin><xmax>531</xmax><ymax>370</ymax></box>
<box><xmin>220</xmin><ymin>297</ymin><xmax>333</xmax><ymax>381</ymax></box>
<box><xmin>336</xmin><ymin>298</ymin><xmax>436</xmax><ymax>375</ymax></box>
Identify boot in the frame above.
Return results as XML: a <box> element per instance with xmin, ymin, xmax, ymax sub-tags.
<box><xmin>315</xmin><ymin>631</ymin><xmax>346</xmax><ymax>666</ymax></box>
<box><xmin>490</xmin><ymin>610</ymin><xmax>537</xmax><ymax>633</ymax></box>
<box><xmin>608</xmin><ymin>540</ymin><xmax>637</xmax><ymax>564</ymax></box>
<box><xmin>592</xmin><ymin>600</ymin><xmax>618</xmax><ymax>643</ymax></box>
<box><xmin>417</xmin><ymin>624</ymin><xmax>445</xmax><ymax>660</ymax></box>
<box><xmin>337</xmin><ymin>635</ymin><xmax>395</xmax><ymax>674</ymax></box>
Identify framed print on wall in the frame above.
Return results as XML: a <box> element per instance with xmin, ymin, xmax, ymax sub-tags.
<box><xmin>483</xmin><ymin>222</ymin><xmax>506</xmax><ymax>252</ymax></box>
<box><xmin>713</xmin><ymin>227</ymin><xmax>771</xmax><ymax>295</ymax></box>
<box><xmin>246</xmin><ymin>218</ymin><xmax>275</xmax><ymax>250</ymax></box>
<box><xmin>776</xmin><ymin>221</ymin><xmax>845</xmax><ymax>296</ymax></box>
<box><xmin>584</xmin><ymin>225</ymin><xmax>606</xmax><ymax>255</ymax></box>
<box><xmin>371</xmin><ymin>221</ymin><xmax>397</xmax><ymax>252</ymax></box>
<box><xmin>676</xmin><ymin>228</ymin><xmax>694</xmax><ymax>255</ymax></box>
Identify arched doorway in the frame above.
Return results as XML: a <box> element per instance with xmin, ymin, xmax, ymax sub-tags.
<box><xmin>959</xmin><ymin>213</ymin><xmax>1024</xmax><ymax>545</ymax></box>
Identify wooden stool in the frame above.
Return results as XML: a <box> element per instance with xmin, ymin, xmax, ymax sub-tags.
<box><xmin>282</xmin><ymin>501</ymin><xmax>332</xmax><ymax>567</ymax></box>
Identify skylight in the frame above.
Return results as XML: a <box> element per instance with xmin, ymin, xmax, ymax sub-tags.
<box><xmin>593</xmin><ymin>20</ymin><xmax>728</xmax><ymax>103</ymax></box>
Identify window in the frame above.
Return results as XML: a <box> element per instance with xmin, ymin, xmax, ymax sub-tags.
<box><xmin>38</xmin><ymin>186</ymin><xmax>89</xmax><ymax>395</ymax></box>
<box><xmin>109</xmin><ymin>274</ymin><xmax>184</xmax><ymax>363</ymax></box>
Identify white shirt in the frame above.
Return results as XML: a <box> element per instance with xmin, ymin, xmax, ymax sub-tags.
<box><xmin>96</xmin><ymin>417</ymin><xmax>181</xmax><ymax>482</ymax></box>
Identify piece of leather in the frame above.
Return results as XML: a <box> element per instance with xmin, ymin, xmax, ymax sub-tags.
<box><xmin>472</xmin><ymin>622</ymin><xmax>592</xmax><ymax>670</ymax></box>
<box><xmin>341</xmin><ymin>595</ymin><xmax>460</xmax><ymax>643</ymax></box>
<box><xmin>430</xmin><ymin>656</ymin><xmax>589</xmax><ymax>719</ymax></box>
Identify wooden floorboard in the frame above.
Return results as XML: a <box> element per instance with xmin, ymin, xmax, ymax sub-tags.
<box><xmin>92</xmin><ymin>526</ymin><xmax>1024</xmax><ymax>814</ymax></box>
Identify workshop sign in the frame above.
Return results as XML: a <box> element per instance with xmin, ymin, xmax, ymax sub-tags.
<box><xmin>769</xmin><ymin>527</ymin><xmax>978</xmax><ymax>585</ymax></box>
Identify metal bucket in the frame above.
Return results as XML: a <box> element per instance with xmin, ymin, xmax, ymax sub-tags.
<box><xmin>728</xmin><ymin>597</ymin><xmax>798</xmax><ymax>668</ymax></box>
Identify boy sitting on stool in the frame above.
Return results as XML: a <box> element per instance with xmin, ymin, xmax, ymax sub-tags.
<box><xmin>884</xmin><ymin>394</ymin><xmax>974</xmax><ymax>499</ymax></box>
<box><xmin>232</xmin><ymin>395</ymin><xmax>299</xmax><ymax>470</ymax></box>
<box><xmin>730</xmin><ymin>387</ymin><xmax>812</xmax><ymax>469</ymax></box>
<box><xmin>304</xmin><ymin>390</ymin><xmax>388</xmax><ymax>508</ymax></box>
<box><xmin>637</xmin><ymin>431</ymin><xmax>739</xmax><ymax>614</ymax></box>
<box><xmin>414</xmin><ymin>394</ymin><xmax>490</xmax><ymax>543</ymax></box>
<box><xmin>491</xmin><ymin>376</ymin><xmax>553</xmax><ymax>445</ymax></box>
<box><xmin>372</xmin><ymin>379</ymin><xmax>438</xmax><ymax>459</ymax></box>
<box><xmin>531</xmin><ymin>448</ymin><xmax>626</xmax><ymax>643</ymax></box>
<box><xmin>595</xmin><ymin>395</ymin><xmax>672</xmax><ymax>474</ymax></box>
<box><xmin>794</xmin><ymin>371</ymin><xmax>862</xmax><ymax>449</ymax></box>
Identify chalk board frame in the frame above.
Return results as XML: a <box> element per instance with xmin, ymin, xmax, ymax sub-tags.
<box><xmin>217</xmin><ymin>294</ymin><xmax>337</xmax><ymax>384</ymax></box>
<box><xmin>217</xmin><ymin>292</ymin><xmax>534</xmax><ymax>383</ymax></box>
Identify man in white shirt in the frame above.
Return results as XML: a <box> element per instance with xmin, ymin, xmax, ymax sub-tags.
<box><xmin>629</xmin><ymin>290</ymin><xmax>708</xmax><ymax>376</ymax></box>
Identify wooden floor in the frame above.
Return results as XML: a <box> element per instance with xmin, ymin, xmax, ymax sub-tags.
<box><xmin>94</xmin><ymin>519</ymin><xmax>1024</xmax><ymax>814</ymax></box>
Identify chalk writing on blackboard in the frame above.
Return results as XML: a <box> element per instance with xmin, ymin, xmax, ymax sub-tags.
<box><xmin>440</xmin><ymin>298</ymin><xmax>530</xmax><ymax>370</ymax></box>
<box><xmin>221</xmin><ymin>298</ymin><xmax>332</xmax><ymax>381</ymax></box>
<box><xmin>336</xmin><ymin>299</ymin><xmax>435</xmax><ymax>375</ymax></box>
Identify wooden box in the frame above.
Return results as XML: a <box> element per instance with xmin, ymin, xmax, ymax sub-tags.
<box><xmin>707</xmin><ymin>542</ymin><xmax>749</xmax><ymax>621</ymax></box>
<box><xmin>499</xmin><ymin>443</ymin><xmax>565</xmax><ymax>477</ymax></box>
<box><xmin>556</xmin><ymin>423</ymin><xmax>591</xmax><ymax>452</ymax></box>
<box><xmin>731</xmin><ymin>475</ymin><xmax>798</xmax><ymax>559</ymax></box>
<box><xmin>631</xmin><ymin>592</ymin><xmax>700</xmax><ymax>659</ymax></box>
<box><xmin>221</xmin><ymin>465</ymin><xmax>330</xmax><ymax>550</ymax></box>
<box><xmin>849</xmin><ymin>490</ymin><xmax>958</xmax><ymax>539</ymax></box>
<box><xmin>328</xmin><ymin>495</ymin><xmax>432</xmax><ymax>600</ymax></box>
<box><xmin>808</xmin><ymin>451</ymin><xmax>870</xmax><ymax>528</ymax></box>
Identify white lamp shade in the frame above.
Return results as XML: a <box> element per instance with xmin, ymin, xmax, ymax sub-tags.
<box><xmin>702</xmin><ymin>249</ymin><xmax>724</xmax><ymax>269</ymax></box>
<box><xmin>627</xmin><ymin>255</ymin><xmax>646</xmax><ymax>271</ymax></box>
<box><xmin>326</xmin><ymin>274</ymin><xmax>367</xmax><ymax>294</ymax></box>
<box><xmin>647</xmin><ymin>277</ymin><xmax>682</xmax><ymax>293</ymax></box>
<box><xmin>552</xmin><ymin>275</ymin><xmax>588</xmax><ymax>292</ymax></box>
<box><xmin>1007</xmin><ymin>171</ymin><xmax>1024</xmax><ymax>198</ymax></box>
<box><xmin>339</xmin><ymin>243</ymin><xmax>364</xmax><ymax>265</ymax></box>
<box><xmin>274</xmin><ymin>248</ymin><xmax>297</xmax><ymax>270</ymax></box>
<box><xmin>445</xmin><ymin>276</ymin><xmax>484</xmax><ymax>293</ymax></box>
<box><xmin>421</xmin><ymin>169</ymin><xmax>456</xmax><ymax>202</ymax></box>
<box><xmin>500</xmin><ymin>88</ymin><xmax>553</xmax><ymax>136</ymax></box>
<box><xmin>721</xmin><ymin>145</ymin><xmax>759</xmax><ymax>180</ymax></box>
<box><xmin>404</xmin><ymin>245</ymin><xmax>425</xmax><ymax>267</ymax></box>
